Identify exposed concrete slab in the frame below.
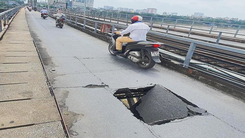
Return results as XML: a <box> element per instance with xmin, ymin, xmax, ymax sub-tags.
<box><xmin>0</xmin><ymin>98</ymin><xmax>61</xmax><ymax>129</ymax></box>
<box><xmin>0</xmin><ymin>8</ymin><xmax>66</xmax><ymax>136</ymax></box>
<box><xmin>0</xmin><ymin>40</ymin><xmax>33</xmax><ymax>45</ymax></box>
<box><xmin>0</xmin><ymin>121</ymin><xmax>66</xmax><ymax>138</ymax></box>
<box><xmin>0</xmin><ymin>46</ymin><xmax>36</xmax><ymax>50</ymax></box>
<box><xmin>3</xmin><ymin>32</ymin><xmax>31</xmax><ymax>36</ymax></box>
<box><xmin>0</xmin><ymin>56</ymin><xmax>40</xmax><ymax>63</ymax></box>
<box><xmin>2</xmin><ymin>36</ymin><xmax>33</xmax><ymax>41</ymax></box>
<box><xmin>0</xmin><ymin>52</ymin><xmax>39</xmax><ymax>57</ymax></box>
<box><xmin>0</xmin><ymin>63</ymin><xmax>42</xmax><ymax>72</ymax></box>
<box><xmin>0</xmin><ymin>43</ymin><xmax>35</xmax><ymax>47</ymax></box>
<box><xmin>3</xmin><ymin>34</ymin><xmax>32</xmax><ymax>38</ymax></box>
<box><xmin>0</xmin><ymin>45</ymin><xmax>37</xmax><ymax>53</ymax></box>
<box><xmin>6</xmin><ymin>27</ymin><xmax>30</xmax><ymax>32</ymax></box>
<box><xmin>0</xmin><ymin>72</ymin><xmax>47</xmax><ymax>84</ymax></box>
<box><xmin>0</xmin><ymin>83</ymin><xmax>51</xmax><ymax>102</ymax></box>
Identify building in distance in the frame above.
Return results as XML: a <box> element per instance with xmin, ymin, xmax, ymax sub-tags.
<box><xmin>135</xmin><ymin>9</ymin><xmax>147</xmax><ymax>14</ymax></box>
<box><xmin>147</xmin><ymin>8</ymin><xmax>157</xmax><ymax>14</ymax></box>
<box><xmin>193</xmin><ymin>12</ymin><xmax>204</xmax><ymax>18</ymax></box>
<box><xmin>71</xmin><ymin>0</ymin><xmax>94</xmax><ymax>8</ymax></box>
<box><xmin>104</xmin><ymin>5</ymin><xmax>114</xmax><ymax>10</ymax></box>
<box><xmin>170</xmin><ymin>12</ymin><xmax>178</xmax><ymax>16</ymax></box>
<box><xmin>231</xmin><ymin>18</ymin><xmax>239</xmax><ymax>21</ymax></box>
<box><xmin>162</xmin><ymin>12</ymin><xmax>168</xmax><ymax>15</ymax></box>
<box><xmin>117</xmin><ymin>7</ymin><xmax>129</xmax><ymax>12</ymax></box>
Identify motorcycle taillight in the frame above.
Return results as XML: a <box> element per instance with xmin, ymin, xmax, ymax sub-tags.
<box><xmin>153</xmin><ymin>44</ymin><xmax>160</xmax><ymax>48</ymax></box>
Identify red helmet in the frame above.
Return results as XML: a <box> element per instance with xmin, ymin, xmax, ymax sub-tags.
<box><xmin>131</xmin><ymin>15</ymin><xmax>143</xmax><ymax>23</ymax></box>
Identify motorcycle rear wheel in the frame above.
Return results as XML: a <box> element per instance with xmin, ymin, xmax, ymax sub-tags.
<box><xmin>137</xmin><ymin>52</ymin><xmax>155</xmax><ymax>69</ymax></box>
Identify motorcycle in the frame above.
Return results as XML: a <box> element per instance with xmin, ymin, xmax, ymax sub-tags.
<box><xmin>108</xmin><ymin>33</ymin><xmax>162</xmax><ymax>69</ymax></box>
<box><xmin>56</xmin><ymin>16</ymin><xmax>65</xmax><ymax>28</ymax></box>
<box><xmin>41</xmin><ymin>13</ymin><xmax>48</xmax><ymax>19</ymax></box>
<box><xmin>28</xmin><ymin>7</ymin><xmax>32</xmax><ymax>12</ymax></box>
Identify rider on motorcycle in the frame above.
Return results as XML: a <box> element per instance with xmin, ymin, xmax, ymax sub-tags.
<box><xmin>28</xmin><ymin>6</ymin><xmax>32</xmax><ymax>11</ymax></box>
<box><xmin>40</xmin><ymin>7</ymin><xmax>48</xmax><ymax>17</ymax></box>
<box><xmin>114</xmin><ymin>15</ymin><xmax>150</xmax><ymax>53</ymax></box>
<box><xmin>53</xmin><ymin>9</ymin><xmax>66</xmax><ymax>25</ymax></box>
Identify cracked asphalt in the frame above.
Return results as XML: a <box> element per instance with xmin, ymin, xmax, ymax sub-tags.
<box><xmin>26</xmin><ymin>10</ymin><xmax>245</xmax><ymax>138</ymax></box>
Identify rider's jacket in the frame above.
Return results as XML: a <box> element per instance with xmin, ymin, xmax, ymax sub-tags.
<box><xmin>120</xmin><ymin>21</ymin><xmax>150</xmax><ymax>41</ymax></box>
<box><xmin>53</xmin><ymin>13</ymin><xmax>66</xmax><ymax>19</ymax></box>
<box><xmin>41</xmin><ymin>9</ymin><xmax>48</xmax><ymax>14</ymax></box>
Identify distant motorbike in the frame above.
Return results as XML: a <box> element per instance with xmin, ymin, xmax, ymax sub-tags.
<box><xmin>56</xmin><ymin>16</ymin><xmax>65</xmax><ymax>28</ymax></box>
<box><xmin>28</xmin><ymin>7</ymin><xmax>32</xmax><ymax>12</ymax></box>
<box><xmin>108</xmin><ymin>33</ymin><xmax>162</xmax><ymax>69</ymax></box>
<box><xmin>41</xmin><ymin>13</ymin><xmax>48</xmax><ymax>19</ymax></box>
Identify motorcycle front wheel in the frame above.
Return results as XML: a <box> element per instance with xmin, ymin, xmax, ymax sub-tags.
<box><xmin>137</xmin><ymin>52</ymin><xmax>155</xmax><ymax>69</ymax></box>
<box><xmin>108</xmin><ymin>42</ymin><xmax>116</xmax><ymax>56</ymax></box>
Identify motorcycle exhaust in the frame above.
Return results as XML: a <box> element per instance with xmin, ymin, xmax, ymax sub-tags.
<box><xmin>128</xmin><ymin>55</ymin><xmax>140</xmax><ymax>63</ymax></box>
<box><xmin>128</xmin><ymin>51</ymin><xmax>141</xmax><ymax>63</ymax></box>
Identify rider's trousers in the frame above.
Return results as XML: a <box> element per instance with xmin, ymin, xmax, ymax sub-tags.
<box><xmin>116</xmin><ymin>36</ymin><xmax>134</xmax><ymax>51</ymax></box>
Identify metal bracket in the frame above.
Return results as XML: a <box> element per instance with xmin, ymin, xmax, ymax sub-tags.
<box><xmin>183</xmin><ymin>43</ymin><xmax>197</xmax><ymax>68</ymax></box>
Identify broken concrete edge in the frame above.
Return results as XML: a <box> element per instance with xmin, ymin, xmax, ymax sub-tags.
<box><xmin>114</xmin><ymin>85</ymin><xmax>208</xmax><ymax>126</ymax></box>
<box><xmin>114</xmin><ymin>85</ymin><xmax>154</xmax><ymax>96</ymax></box>
<box><xmin>31</xmin><ymin>39</ymin><xmax>70</xmax><ymax>138</ymax></box>
<box><xmin>0</xmin><ymin>8</ymin><xmax>21</xmax><ymax>40</ymax></box>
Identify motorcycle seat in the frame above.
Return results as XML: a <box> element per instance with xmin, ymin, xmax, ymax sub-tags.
<box><xmin>123</xmin><ymin>41</ymin><xmax>145</xmax><ymax>46</ymax></box>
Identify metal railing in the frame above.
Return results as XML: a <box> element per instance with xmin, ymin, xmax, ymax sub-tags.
<box><xmin>85</xmin><ymin>11</ymin><xmax>245</xmax><ymax>40</ymax></box>
<box><xmin>0</xmin><ymin>7</ymin><xmax>21</xmax><ymax>33</ymax></box>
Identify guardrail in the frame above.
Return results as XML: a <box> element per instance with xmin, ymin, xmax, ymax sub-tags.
<box><xmin>55</xmin><ymin>12</ymin><xmax>245</xmax><ymax>69</ymax></box>
<box><xmin>86</xmin><ymin>11</ymin><xmax>245</xmax><ymax>39</ymax></box>
<box><xmin>0</xmin><ymin>7</ymin><xmax>22</xmax><ymax>35</ymax></box>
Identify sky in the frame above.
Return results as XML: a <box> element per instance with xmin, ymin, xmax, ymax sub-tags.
<box><xmin>93</xmin><ymin>0</ymin><xmax>245</xmax><ymax>20</ymax></box>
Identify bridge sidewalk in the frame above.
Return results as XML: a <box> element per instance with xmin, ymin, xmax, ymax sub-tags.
<box><xmin>0</xmin><ymin>8</ymin><xmax>66</xmax><ymax>137</ymax></box>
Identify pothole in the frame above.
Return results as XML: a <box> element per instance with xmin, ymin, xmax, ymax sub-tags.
<box><xmin>114</xmin><ymin>84</ymin><xmax>208</xmax><ymax>125</ymax></box>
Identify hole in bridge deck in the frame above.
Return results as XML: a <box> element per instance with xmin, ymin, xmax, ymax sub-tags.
<box><xmin>114</xmin><ymin>84</ymin><xmax>207</xmax><ymax>125</ymax></box>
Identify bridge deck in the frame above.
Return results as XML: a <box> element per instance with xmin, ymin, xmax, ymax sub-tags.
<box><xmin>0</xmin><ymin>8</ymin><xmax>245</xmax><ymax>138</ymax></box>
<box><xmin>0</xmin><ymin>8</ymin><xmax>66</xmax><ymax>137</ymax></box>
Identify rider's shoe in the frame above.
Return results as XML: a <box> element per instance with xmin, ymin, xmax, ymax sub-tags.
<box><xmin>113</xmin><ymin>50</ymin><xmax>123</xmax><ymax>55</ymax></box>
